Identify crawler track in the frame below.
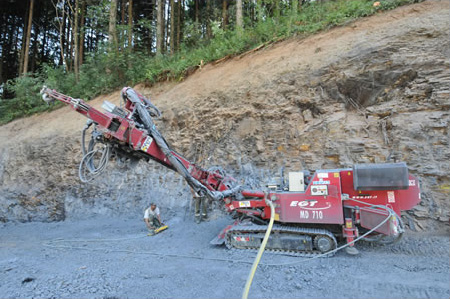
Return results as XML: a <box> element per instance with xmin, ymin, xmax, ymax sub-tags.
<box><xmin>225</xmin><ymin>223</ymin><xmax>337</xmax><ymax>257</ymax></box>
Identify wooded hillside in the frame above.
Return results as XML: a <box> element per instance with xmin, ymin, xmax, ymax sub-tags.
<box><xmin>1</xmin><ymin>0</ymin><xmax>303</xmax><ymax>84</ymax></box>
<box><xmin>0</xmin><ymin>0</ymin><xmax>420</xmax><ymax>124</ymax></box>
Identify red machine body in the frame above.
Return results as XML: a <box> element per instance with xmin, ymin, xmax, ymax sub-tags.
<box><xmin>40</xmin><ymin>86</ymin><xmax>421</xmax><ymax>255</ymax></box>
<box><xmin>231</xmin><ymin>170</ymin><xmax>420</xmax><ymax>225</ymax></box>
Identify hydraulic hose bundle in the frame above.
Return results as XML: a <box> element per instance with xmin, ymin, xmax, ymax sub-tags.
<box><xmin>242</xmin><ymin>199</ymin><xmax>275</xmax><ymax>299</ymax></box>
<box><xmin>79</xmin><ymin>121</ymin><xmax>111</xmax><ymax>183</ymax></box>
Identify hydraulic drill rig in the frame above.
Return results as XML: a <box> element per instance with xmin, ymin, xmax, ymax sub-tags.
<box><xmin>40</xmin><ymin>86</ymin><xmax>421</xmax><ymax>255</ymax></box>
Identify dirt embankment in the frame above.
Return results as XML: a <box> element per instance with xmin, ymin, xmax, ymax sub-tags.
<box><xmin>0</xmin><ymin>1</ymin><xmax>449</xmax><ymax>231</ymax></box>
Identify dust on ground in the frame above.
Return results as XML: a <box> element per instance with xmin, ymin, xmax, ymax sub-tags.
<box><xmin>0</xmin><ymin>213</ymin><xmax>448</xmax><ymax>298</ymax></box>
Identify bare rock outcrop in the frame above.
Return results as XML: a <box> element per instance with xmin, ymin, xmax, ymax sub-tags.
<box><xmin>0</xmin><ymin>1</ymin><xmax>448</xmax><ymax>231</ymax></box>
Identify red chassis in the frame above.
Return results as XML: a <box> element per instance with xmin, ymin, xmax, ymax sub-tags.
<box><xmin>41</xmin><ymin>86</ymin><xmax>421</xmax><ymax>254</ymax></box>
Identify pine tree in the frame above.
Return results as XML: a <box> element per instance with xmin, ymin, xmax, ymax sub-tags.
<box><xmin>236</xmin><ymin>0</ymin><xmax>243</xmax><ymax>29</ymax></box>
<box><xmin>109</xmin><ymin>0</ymin><xmax>118</xmax><ymax>51</ymax></box>
<box><xmin>22</xmin><ymin>0</ymin><xmax>34</xmax><ymax>75</ymax></box>
<box><xmin>156</xmin><ymin>0</ymin><xmax>165</xmax><ymax>54</ymax></box>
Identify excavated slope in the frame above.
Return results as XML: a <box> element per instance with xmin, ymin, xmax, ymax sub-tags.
<box><xmin>0</xmin><ymin>0</ymin><xmax>448</xmax><ymax>231</ymax></box>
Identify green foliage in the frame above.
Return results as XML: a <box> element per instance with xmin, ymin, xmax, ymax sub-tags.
<box><xmin>0</xmin><ymin>0</ymin><xmax>423</xmax><ymax>125</ymax></box>
<box><xmin>85</xmin><ymin>0</ymin><xmax>111</xmax><ymax>34</ymax></box>
<box><xmin>140</xmin><ymin>0</ymin><xmax>423</xmax><ymax>84</ymax></box>
<box><xmin>0</xmin><ymin>75</ymin><xmax>46</xmax><ymax>124</ymax></box>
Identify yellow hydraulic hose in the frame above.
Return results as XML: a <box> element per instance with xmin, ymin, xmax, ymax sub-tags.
<box><xmin>242</xmin><ymin>199</ymin><xmax>275</xmax><ymax>299</ymax></box>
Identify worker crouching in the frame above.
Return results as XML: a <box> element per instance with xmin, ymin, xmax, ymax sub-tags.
<box><xmin>144</xmin><ymin>203</ymin><xmax>162</xmax><ymax>234</ymax></box>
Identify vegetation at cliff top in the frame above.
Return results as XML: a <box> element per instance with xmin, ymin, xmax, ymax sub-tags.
<box><xmin>0</xmin><ymin>0</ymin><xmax>422</xmax><ymax>125</ymax></box>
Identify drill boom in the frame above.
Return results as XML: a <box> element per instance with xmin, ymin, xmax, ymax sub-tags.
<box><xmin>40</xmin><ymin>86</ymin><xmax>240</xmax><ymax>202</ymax></box>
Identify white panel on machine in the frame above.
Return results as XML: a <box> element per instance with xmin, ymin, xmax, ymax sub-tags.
<box><xmin>288</xmin><ymin>172</ymin><xmax>305</xmax><ymax>192</ymax></box>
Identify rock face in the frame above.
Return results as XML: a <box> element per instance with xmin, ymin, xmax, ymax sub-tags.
<box><xmin>0</xmin><ymin>1</ymin><xmax>448</xmax><ymax>231</ymax></box>
<box><xmin>0</xmin><ymin>136</ymin><xmax>191</xmax><ymax>222</ymax></box>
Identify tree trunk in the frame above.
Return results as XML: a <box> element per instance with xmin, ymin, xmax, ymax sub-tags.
<box><xmin>121</xmin><ymin>0</ymin><xmax>126</xmax><ymax>25</ymax></box>
<box><xmin>250</xmin><ymin>0</ymin><xmax>255</xmax><ymax>24</ymax></box>
<box><xmin>195</xmin><ymin>0</ymin><xmax>199</xmax><ymax>23</ymax></box>
<box><xmin>59</xmin><ymin>4</ymin><xmax>67</xmax><ymax>69</ymax></box>
<box><xmin>0</xmin><ymin>13</ymin><xmax>4</xmax><ymax>83</ymax></box>
<box><xmin>80</xmin><ymin>0</ymin><xmax>86</xmax><ymax>65</ymax></box>
<box><xmin>156</xmin><ymin>0</ymin><xmax>164</xmax><ymax>54</ymax></box>
<box><xmin>206</xmin><ymin>0</ymin><xmax>212</xmax><ymax>38</ymax></box>
<box><xmin>236</xmin><ymin>0</ymin><xmax>243</xmax><ymax>30</ymax></box>
<box><xmin>18</xmin><ymin>2</ymin><xmax>29</xmax><ymax>75</ymax></box>
<box><xmin>166</xmin><ymin>0</ymin><xmax>170</xmax><ymax>52</ymax></box>
<box><xmin>68</xmin><ymin>14</ymin><xmax>73</xmax><ymax>72</ymax></box>
<box><xmin>222</xmin><ymin>0</ymin><xmax>228</xmax><ymax>29</ymax></box>
<box><xmin>31</xmin><ymin>1</ymin><xmax>41</xmax><ymax>73</ymax></box>
<box><xmin>170</xmin><ymin>0</ymin><xmax>175</xmax><ymax>53</ymax></box>
<box><xmin>0</xmin><ymin>56</ymin><xmax>3</xmax><ymax>84</ymax></box>
<box><xmin>22</xmin><ymin>0</ymin><xmax>34</xmax><ymax>75</ymax></box>
<box><xmin>66</xmin><ymin>4</ymin><xmax>72</xmax><ymax>72</ymax></box>
<box><xmin>176</xmin><ymin>0</ymin><xmax>182</xmax><ymax>51</ymax></box>
<box><xmin>162</xmin><ymin>0</ymin><xmax>166</xmax><ymax>53</ymax></box>
<box><xmin>128</xmin><ymin>0</ymin><xmax>133</xmax><ymax>50</ymax></box>
<box><xmin>109</xmin><ymin>0</ymin><xmax>118</xmax><ymax>51</ymax></box>
<box><xmin>74</xmin><ymin>0</ymin><xmax>80</xmax><ymax>81</ymax></box>
<box><xmin>0</xmin><ymin>21</ymin><xmax>3</xmax><ymax>82</ymax></box>
<box><xmin>149</xmin><ymin>0</ymin><xmax>156</xmax><ymax>53</ymax></box>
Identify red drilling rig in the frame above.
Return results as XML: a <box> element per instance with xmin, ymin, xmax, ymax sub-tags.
<box><xmin>41</xmin><ymin>86</ymin><xmax>421</xmax><ymax>255</ymax></box>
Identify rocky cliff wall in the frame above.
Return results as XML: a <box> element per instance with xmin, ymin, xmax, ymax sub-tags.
<box><xmin>0</xmin><ymin>1</ymin><xmax>448</xmax><ymax>231</ymax></box>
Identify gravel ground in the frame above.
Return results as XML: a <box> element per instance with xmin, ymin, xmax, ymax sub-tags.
<box><xmin>0</xmin><ymin>212</ymin><xmax>448</xmax><ymax>299</ymax></box>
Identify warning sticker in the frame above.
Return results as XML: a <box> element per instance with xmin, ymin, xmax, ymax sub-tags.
<box><xmin>141</xmin><ymin>136</ymin><xmax>153</xmax><ymax>152</ymax></box>
<box><xmin>239</xmin><ymin>201</ymin><xmax>251</xmax><ymax>208</ymax></box>
<box><xmin>387</xmin><ymin>191</ymin><xmax>395</xmax><ymax>203</ymax></box>
<box><xmin>318</xmin><ymin>172</ymin><xmax>329</xmax><ymax>179</ymax></box>
<box><xmin>313</xmin><ymin>180</ymin><xmax>330</xmax><ymax>185</ymax></box>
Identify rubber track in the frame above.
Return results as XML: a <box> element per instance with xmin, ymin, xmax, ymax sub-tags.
<box><xmin>225</xmin><ymin>223</ymin><xmax>337</xmax><ymax>257</ymax></box>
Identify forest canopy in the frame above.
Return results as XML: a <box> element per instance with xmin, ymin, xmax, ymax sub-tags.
<box><xmin>0</xmin><ymin>0</ymin><xmax>421</xmax><ymax>124</ymax></box>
